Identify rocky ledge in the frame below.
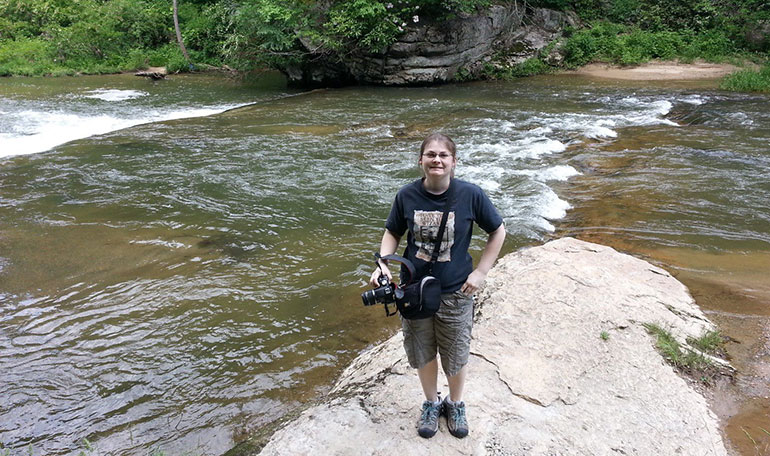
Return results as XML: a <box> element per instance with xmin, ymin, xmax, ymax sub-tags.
<box><xmin>284</xmin><ymin>5</ymin><xmax>577</xmax><ymax>86</ymax></box>
<box><xmin>245</xmin><ymin>238</ymin><xmax>729</xmax><ymax>455</ymax></box>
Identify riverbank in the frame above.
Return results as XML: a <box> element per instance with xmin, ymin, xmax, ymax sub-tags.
<box><xmin>569</xmin><ymin>60</ymin><xmax>745</xmax><ymax>80</ymax></box>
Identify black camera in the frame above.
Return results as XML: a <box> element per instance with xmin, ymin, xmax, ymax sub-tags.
<box><xmin>361</xmin><ymin>274</ymin><xmax>404</xmax><ymax>306</ymax></box>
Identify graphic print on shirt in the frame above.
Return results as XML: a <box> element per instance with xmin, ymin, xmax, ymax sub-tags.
<box><xmin>413</xmin><ymin>210</ymin><xmax>455</xmax><ymax>262</ymax></box>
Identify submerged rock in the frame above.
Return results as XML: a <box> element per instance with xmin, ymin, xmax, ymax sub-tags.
<box><xmin>250</xmin><ymin>238</ymin><xmax>728</xmax><ymax>455</ymax></box>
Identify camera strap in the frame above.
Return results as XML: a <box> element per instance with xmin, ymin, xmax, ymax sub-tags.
<box><xmin>376</xmin><ymin>252</ymin><xmax>416</xmax><ymax>285</ymax></box>
<box><xmin>374</xmin><ymin>253</ymin><xmax>416</xmax><ymax>317</ymax></box>
<box><xmin>427</xmin><ymin>179</ymin><xmax>455</xmax><ymax>275</ymax></box>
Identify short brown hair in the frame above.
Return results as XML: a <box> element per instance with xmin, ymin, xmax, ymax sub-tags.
<box><xmin>419</xmin><ymin>133</ymin><xmax>456</xmax><ymax>158</ymax></box>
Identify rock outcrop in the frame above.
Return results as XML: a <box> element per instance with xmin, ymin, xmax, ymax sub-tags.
<box><xmin>283</xmin><ymin>6</ymin><xmax>577</xmax><ymax>86</ymax></box>
<box><xmin>252</xmin><ymin>238</ymin><xmax>728</xmax><ymax>455</ymax></box>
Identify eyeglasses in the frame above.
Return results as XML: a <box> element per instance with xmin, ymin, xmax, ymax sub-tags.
<box><xmin>421</xmin><ymin>152</ymin><xmax>453</xmax><ymax>160</ymax></box>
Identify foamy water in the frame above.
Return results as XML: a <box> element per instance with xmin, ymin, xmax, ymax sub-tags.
<box><xmin>82</xmin><ymin>89</ymin><xmax>148</xmax><ymax>101</ymax></box>
<box><xmin>1</xmin><ymin>103</ymin><xmax>245</xmax><ymax>158</ymax></box>
<box><xmin>456</xmin><ymin>93</ymin><xmax>682</xmax><ymax>234</ymax></box>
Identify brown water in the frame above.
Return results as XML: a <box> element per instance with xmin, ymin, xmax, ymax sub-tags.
<box><xmin>1</xmin><ymin>73</ymin><xmax>769</xmax><ymax>455</ymax></box>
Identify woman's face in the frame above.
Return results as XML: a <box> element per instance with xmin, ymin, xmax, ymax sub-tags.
<box><xmin>419</xmin><ymin>140</ymin><xmax>456</xmax><ymax>179</ymax></box>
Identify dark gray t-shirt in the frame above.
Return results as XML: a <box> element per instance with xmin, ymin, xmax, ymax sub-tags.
<box><xmin>385</xmin><ymin>178</ymin><xmax>503</xmax><ymax>293</ymax></box>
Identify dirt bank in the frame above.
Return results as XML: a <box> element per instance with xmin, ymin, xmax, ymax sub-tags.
<box><xmin>570</xmin><ymin>60</ymin><xmax>742</xmax><ymax>80</ymax></box>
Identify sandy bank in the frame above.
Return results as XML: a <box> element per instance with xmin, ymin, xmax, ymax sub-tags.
<box><xmin>570</xmin><ymin>60</ymin><xmax>741</xmax><ymax>80</ymax></box>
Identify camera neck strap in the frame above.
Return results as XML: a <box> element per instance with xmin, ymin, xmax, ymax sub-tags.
<box><xmin>375</xmin><ymin>252</ymin><xmax>416</xmax><ymax>285</ymax></box>
<box><xmin>427</xmin><ymin>179</ymin><xmax>455</xmax><ymax>275</ymax></box>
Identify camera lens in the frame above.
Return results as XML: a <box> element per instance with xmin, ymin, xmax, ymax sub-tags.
<box><xmin>361</xmin><ymin>289</ymin><xmax>377</xmax><ymax>306</ymax></box>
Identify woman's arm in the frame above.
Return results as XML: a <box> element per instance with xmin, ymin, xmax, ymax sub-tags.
<box><xmin>461</xmin><ymin>223</ymin><xmax>505</xmax><ymax>295</ymax></box>
<box><xmin>369</xmin><ymin>229</ymin><xmax>401</xmax><ymax>287</ymax></box>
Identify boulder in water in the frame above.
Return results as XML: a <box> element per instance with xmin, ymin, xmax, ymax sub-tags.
<box><xmin>239</xmin><ymin>238</ymin><xmax>729</xmax><ymax>456</ymax></box>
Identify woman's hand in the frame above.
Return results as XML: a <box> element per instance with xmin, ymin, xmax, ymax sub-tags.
<box><xmin>370</xmin><ymin>263</ymin><xmax>392</xmax><ymax>288</ymax></box>
<box><xmin>461</xmin><ymin>224</ymin><xmax>505</xmax><ymax>295</ymax></box>
<box><xmin>370</xmin><ymin>230</ymin><xmax>400</xmax><ymax>287</ymax></box>
<box><xmin>461</xmin><ymin>269</ymin><xmax>487</xmax><ymax>295</ymax></box>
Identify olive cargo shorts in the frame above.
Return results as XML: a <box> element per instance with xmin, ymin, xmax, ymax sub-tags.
<box><xmin>401</xmin><ymin>290</ymin><xmax>474</xmax><ymax>377</ymax></box>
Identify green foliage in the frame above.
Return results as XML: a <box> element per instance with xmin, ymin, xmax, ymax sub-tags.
<box><xmin>325</xmin><ymin>0</ymin><xmax>397</xmax><ymax>51</ymax></box>
<box><xmin>633</xmin><ymin>0</ymin><xmax>722</xmax><ymax>32</ymax></box>
<box><xmin>679</xmin><ymin>29</ymin><xmax>737</xmax><ymax>61</ymax></box>
<box><xmin>509</xmin><ymin>57</ymin><xmax>550</xmax><ymax>77</ymax></box>
<box><xmin>0</xmin><ymin>37</ymin><xmax>58</xmax><ymax>76</ymax></box>
<box><xmin>721</xmin><ymin>64</ymin><xmax>770</xmax><ymax>92</ymax></box>
<box><xmin>606</xmin><ymin>0</ymin><xmax>641</xmax><ymax>24</ymax></box>
<box><xmin>642</xmin><ymin>323</ymin><xmax>716</xmax><ymax>374</ymax></box>
<box><xmin>223</xmin><ymin>0</ymin><xmax>310</xmax><ymax>69</ymax></box>
<box><xmin>479</xmin><ymin>57</ymin><xmax>551</xmax><ymax>80</ymax></box>
<box><xmin>686</xmin><ymin>330</ymin><xmax>725</xmax><ymax>353</ymax></box>
<box><xmin>0</xmin><ymin>0</ymin><xmax>227</xmax><ymax>75</ymax></box>
<box><xmin>144</xmin><ymin>43</ymin><xmax>196</xmax><ymax>72</ymax></box>
<box><xmin>182</xmin><ymin>1</ymin><xmax>233</xmax><ymax>61</ymax></box>
<box><xmin>562</xmin><ymin>22</ymin><xmax>627</xmax><ymax>67</ymax></box>
<box><xmin>562</xmin><ymin>21</ymin><xmax>741</xmax><ymax>67</ymax></box>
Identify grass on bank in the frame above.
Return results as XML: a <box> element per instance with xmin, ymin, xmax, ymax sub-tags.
<box><xmin>721</xmin><ymin>63</ymin><xmax>770</xmax><ymax>92</ymax></box>
<box><xmin>642</xmin><ymin>322</ymin><xmax>728</xmax><ymax>384</ymax></box>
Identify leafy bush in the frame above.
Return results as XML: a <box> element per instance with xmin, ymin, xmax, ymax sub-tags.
<box><xmin>634</xmin><ymin>0</ymin><xmax>722</xmax><ymax>32</ymax></box>
<box><xmin>562</xmin><ymin>22</ymin><xmax>628</xmax><ymax>67</ymax></box>
<box><xmin>562</xmin><ymin>21</ymin><xmax>743</xmax><ymax>67</ymax></box>
<box><xmin>224</xmin><ymin>0</ymin><xmax>311</xmax><ymax>69</ymax></box>
<box><xmin>325</xmin><ymin>0</ymin><xmax>399</xmax><ymax>52</ymax></box>
<box><xmin>679</xmin><ymin>29</ymin><xmax>739</xmax><ymax>61</ymax></box>
<box><xmin>0</xmin><ymin>37</ymin><xmax>58</xmax><ymax>75</ymax></box>
<box><xmin>0</xmin><ymin>0</ymin><xmax>184</xmax><ymax>75</ymax></box>
<box><xmin>182</xmin><ymin>2</ymin><xmax>233</xmax><ymax>62</ymax></box>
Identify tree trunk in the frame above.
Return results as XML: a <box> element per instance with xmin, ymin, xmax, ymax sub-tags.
<box><xmin>172</xmin><ymin>0</ymin><xmax>192</xmax><ymax>67</ymax></box>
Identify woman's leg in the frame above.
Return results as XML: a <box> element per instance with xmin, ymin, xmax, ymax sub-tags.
<box><xmin>446</xmin><ymin>364</ymin><xmax>466</xmax><ymax>402</ymax></box>
<box><xmin>417</xmin><ymin>357</ymin><xmax>439</xmax><ymax>402</ymax></box>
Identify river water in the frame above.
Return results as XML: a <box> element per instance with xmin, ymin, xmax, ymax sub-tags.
<box><xmin>1</xmin><ymin>73</ymin><xmax>768</xmax><ymax>455</ymax></box>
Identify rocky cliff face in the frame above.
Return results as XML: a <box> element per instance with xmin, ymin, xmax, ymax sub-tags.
<box><xmin>241</xmin><ymin>238</ymin><xmax>729</xmax><ymax>456</ymax></box>
<box><xmin>284</xmin><ymin>5</ymin><xmax>576</xmax><ymax>86</ymax></box>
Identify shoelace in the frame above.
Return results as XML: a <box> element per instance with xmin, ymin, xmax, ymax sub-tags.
<box><xmin>449</xmin><ymin>405</ymin><xmax>467</xmax><ymax>427</ymax></box>
<box><xmin>421</xmin><ymin>403</ymin><xmax>440</xmax><ymax>424</ymax></box>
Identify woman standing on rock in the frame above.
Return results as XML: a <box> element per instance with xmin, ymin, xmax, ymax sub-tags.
<box><xmin>369</xmin><ymin>133</ymin><xmax>506</xmax><ymax>439</ymax></box>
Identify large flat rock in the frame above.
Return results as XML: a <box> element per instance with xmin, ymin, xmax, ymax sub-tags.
<box><xmin>256</xmin><ymin>238</ymin><xmax>728</xmax><ymax>455</ymax></box>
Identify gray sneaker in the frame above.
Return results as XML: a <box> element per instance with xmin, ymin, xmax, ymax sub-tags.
<box><xmin>417</xmin><ymin>398</ymin><xmax>442</xmax><ymax>438</ymax></box>
<box><xmin>442</xmin><ymin>397</ymin><xmax>469</xmax><ymax>438</ymax></box>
